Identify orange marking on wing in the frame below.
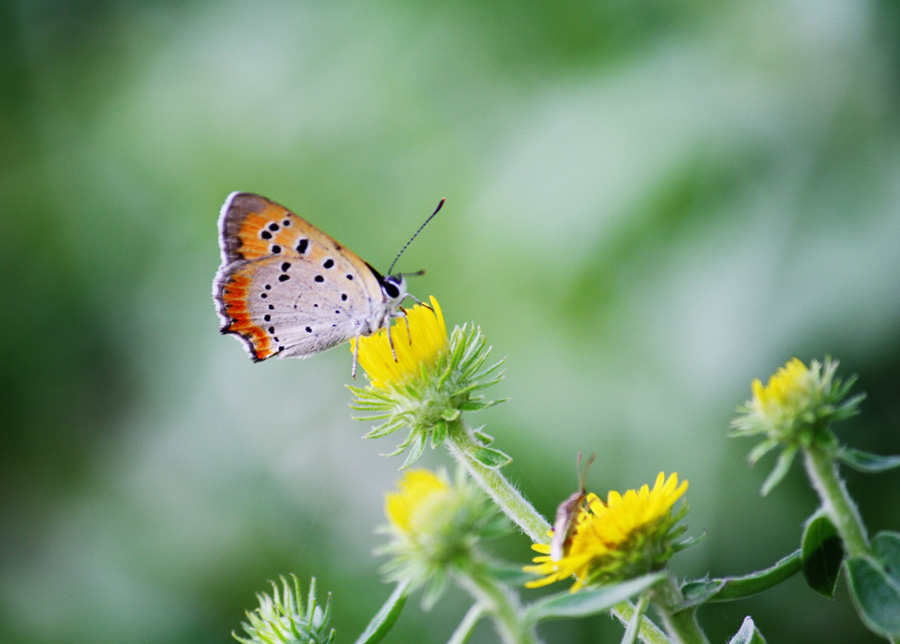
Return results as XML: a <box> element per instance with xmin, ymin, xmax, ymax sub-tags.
<box><xmin>251</xmin><ymin>332</ymin><xmax>273</xmax><ymax>360</ymax></box>
<box><xmin>273</xmin><ymin>225</ymin><xmax>301</xmax><ymax>250</ymax></box>
<box><xmin>236</xmin><ymin>213</ymin><xmax>277</xmax><ymax>260</ymax></box>
<box><xmin>220</xmin><ymin>273</ymin><xmax>274</xmax><ymax>359</ymax></box>
<box><xmin>233</xmin><ymin>200</ymin><xmax>329</xmax><ymax>264</ymax></box>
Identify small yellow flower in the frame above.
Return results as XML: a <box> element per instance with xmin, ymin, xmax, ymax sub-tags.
<box><xmin>752</xmin><ymin>358</ymin><xmax>810</xmax><ymax>408</ymax></box>
<box><xmin>746</xmin><ymin>358</ymin><xmax>814</xmax><ymax>438</ymax></box>
<box><xmin>351</xmin><ymin>297</ymin><xmax>448</xmax><ymax>389</ymax></box>
<box><xmin>385</xmin><ymin>469</ymin><xmax>451</xmax><ymax>535</ymax></box>
<box><xmin>732</xmin><ymin>356</ymin><xmax>862</xmax><ymax>446</ymax></box>
<box><xmin>349</xmin><ymin>298</ymin><xmax>504</xmax><ymax>467</ymax></box>
<box><xmin>525</xmin><ymin>473</ymin><xmax>688</xmax><ymax>592</ymax></box>
<box><xmin>380</xmin><ymin>468</ymin><xmax>510</xmax><ymax>605</ymax></box>
<box><xmin>731</xmin><ymin>357</ymin><xmax>864</xmax><ymax>494</ymax></box>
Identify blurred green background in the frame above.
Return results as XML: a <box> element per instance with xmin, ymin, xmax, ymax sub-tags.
<box><xmin>3</xmin><ymin>0</ymin><xmax>900</xmax><ymax>642</ymax></box>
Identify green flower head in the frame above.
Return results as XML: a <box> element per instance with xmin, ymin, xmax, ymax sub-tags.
<box><xmin>233</xmin><ymin>575</ymin><xmax>334</xmax><ymax>644</ymax></box>
<box><xmin>731</xmin><ymin>357</ymin><xmax>864</xmax><ymax>494</ymax></box>
<box><xmin>349</xmin><ymin>297</ymin><xmax>505</xmax><ymax>468</ymax></box>
<box><xmin>379</xmin><ymin>468</ymin><xmax>510</xmax><ymax>607</ymax></box>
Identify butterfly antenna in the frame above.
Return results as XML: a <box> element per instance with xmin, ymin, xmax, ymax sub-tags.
<box><xmin>387</xmin><ymin>198</ymin><xmax>445</xmax><ymax>275</ymax></box>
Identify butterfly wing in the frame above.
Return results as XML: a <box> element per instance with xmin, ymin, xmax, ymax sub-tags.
<box><xmin>213</xmin><ymin>192</ymin><xmax>387</xmax><ymax>361</ymax></box>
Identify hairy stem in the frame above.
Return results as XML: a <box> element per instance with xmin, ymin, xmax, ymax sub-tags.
<box><xmin>446</xmin><ymin>419</ymin><xmax>550</xmax><ymax>543</ymax></box>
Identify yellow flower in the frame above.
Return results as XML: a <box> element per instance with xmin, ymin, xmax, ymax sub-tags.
<box><xmin>385</xmin><ymin>469</ymin><xmax>451</xmax><ymax>535</ymax></box>
<box><xmin>525</xmin><ymin>473</ymin><xmax>688</xmax><ymax>592</ymax></box>
<box><xmin>349</xmin><ymin>298</ymin><xmax>504</xmax><ymax>467</ymax></box>
<box><xmin>751</xmin><ymin>358</ymin><xmax>810</xmax><ymax>408</ymax></box>
<box><xmin>733</xmin><ymin>356</ymin><xmax>862</xmax><ymax>445</ymax></box>
<box><xmin>380</xmin><ymin>468</ymin><xmax>510</xmax><ymax>605</ymax></box>
<box><xmin>731</xmin><ymin>356</ymin><xmax>863</xmax><ymax>494</ymax></box>
<box><xmin>351</xmin><ymin>296</ymin><xmax>448</xmax><ymax>389</ymax></box>
<box><xmin>746</xmin><ymin>358</ymin><xmax>814</xmax><ymax>437</ymax></box>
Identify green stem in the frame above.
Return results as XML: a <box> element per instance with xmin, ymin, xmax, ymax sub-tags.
<box><xmin>456</xmin><ymin>566</ymin><xmax>540</xmax><ymax>644</ymax></box>
<box><xmin>654</xmin><ymin>576</ymin><xmax>710</xmax><ymax>644</ymax></box>
<box><xmin>611</xmin><ymin>600</ymin><xmax>671</xmax><ymax>644</ymax></box>
<box><xmin>803</xmin><ymin>445</ymin><xmax>869</xmax><ymax>557</ymax></box>
<box><xmin>446</xmin><ymin>419</ymin><xmax>551</xmax><ymax>543</ymax></box>
<box><xmin>661</xmin><ymin>609</ymin><xmax>709</xmax><ymax>644</ymax></box>
<box><xmin>447</xmin><ymin>603</ymin><xmax>487</xmax><ymax>644</ymax></box>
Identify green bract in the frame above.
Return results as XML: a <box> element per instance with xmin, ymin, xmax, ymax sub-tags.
<box><xmin>234</xmin><ymin>576</ymin><xmax>334</xmax><ymax>644</ymax></box>
<box><xmin>350</xmin><ymin>323</ymin><xmax>505</xmax><ymax>468</ymax></box>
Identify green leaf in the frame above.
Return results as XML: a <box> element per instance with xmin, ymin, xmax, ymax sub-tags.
<box><xmin>747</xmin><ymin>438</ymin><xmax>779</xmax><ymax>464</ymax></box>
<box><xmin>383</xmin><ymin>429</ymin><xmax>416</xmax><ymax>457</ymax></box>
<box><xmin>471</xmin><ymin>445</ymin><xmax>512</xmax><ymax>468</ymax></box>
<box><xmin>621</xmin><ymin>592</ymin><xmax>650</xmax><ymax>644</ymax></box>
<box><xmin>801</xmin><ymin>511</ymin><xmax>844</xmax><ymax>598</ymax></box>
<box><xmin>356</xmin><ymin>413</ymin><xmax>395</xmax><ymax>423</ymax></box>
<box><xmin>680</xmin><ymin>550</ymin><xmax>801</xmax><ymax>606</ymax></box>
<box><xmin>845</xmin><ymin>552</ymin><xmax>900</xmax><ymax>637</ymax></box>
<box><xmin>472</xmin><ymin>428</ymin><xmax>494</xmax><ymax>445</ymax></box>
<box><xmin>872</xmin><ymin>531</ymin><xmax>900</xmax><ymax>586</ymax></box>
<box><xmin>760</xmin><ymin>446</ymin><xmax>797</xmax><ymax>496</ymax></box>
<box><xmin>673</xmin><ymin>531</ymin><xmax>707</xmax><ymax>552</ymax></box>
<box><xmin>728</xmin><ymin>616</ymin><xmax>767</xmax><ymax>644</ymax></box>
<box><xmin>400</xmin><ymin>432</ymin><xmax>427</xmax><ymax>469</ymax></box>
<box><xmin>364</xmin><ymin>419</ymin><xmax>405</xmax><ymax>439</ymax></box>
<box><xmin>431</xmin><ymin>420</ymin><xmax>447</xmax><ymax>449</ymax></box>
<box><xmin>523</xmin><ymin>573</ymin><xmax>666</xmax><ymax>624</ymax></box>
<box><xmin>422</xmin><ymin>571</ymin><xmax>451</xmax><ymax>610</ymax></box>
<box><xmin>836</xmin><ymin>447</ymin><xmax>900</xmax><ymax>473</ymax></box>
<box><xmin>446</xmin><ymin>603</ymin><xmax>486</xmax><ymax>644</ymax></box>
<box><xmin>352</xmin><ymin>581</ymin><xmax>409</xmax><ymax>644</ymax></box>
<box><xmin>844</xmin><ymin>534</ymin><xmax>900</xmax><ymax>638</ymax></box>
<box><xmin>459</xmin><ymin>400</ymin><xmax>490</xmax><ymax>411</ymax></box>
<box><xmin>680</xmin><ymin>579</ymin><xmax>727</xmax><ymax>606</ymax></box>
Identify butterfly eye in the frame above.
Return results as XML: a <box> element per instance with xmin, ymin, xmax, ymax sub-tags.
<box><xmin>381</xmin><ymin>275</ymin><xmax>405</xmax><ymax>300</ymax></box>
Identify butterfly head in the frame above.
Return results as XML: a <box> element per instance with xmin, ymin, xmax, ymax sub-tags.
<box><xmin>380</xmin><ymin>273</ymin><xmax>408</xmax><ymax>309</ymax></box>
<box><xmin>364</xmin><ymin>262</ymin><xmax>409</xmax><ymax>312</ymax></box>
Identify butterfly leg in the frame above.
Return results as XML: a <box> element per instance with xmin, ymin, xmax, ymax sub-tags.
<box><xmin>398</xmin><ymin>307</ymin><xmax>413</xmax><ymax>345</ymax></box>
<box><xmin>386</xmin><ymin>322</ymin><xmax>398</xmax><ymax>362</ymax></box>
<box><xmin>404</xmin><ymin>293</ymin><xmax>434</xmax><ymax>313</ymax></box>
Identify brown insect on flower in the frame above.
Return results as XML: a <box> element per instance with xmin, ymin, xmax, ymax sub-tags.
<box><xmin>550</xmin><ymin>452</ymin><xmax>596</xmax><ymax>561</ymax></box>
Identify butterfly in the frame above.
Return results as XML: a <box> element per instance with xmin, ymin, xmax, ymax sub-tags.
<box><xmin>213</xmin><ymin>192</ymin><xmax>440</xmax><ymax>375</ymax></box>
